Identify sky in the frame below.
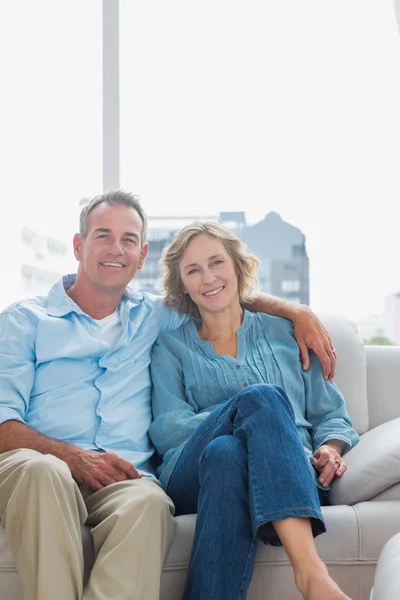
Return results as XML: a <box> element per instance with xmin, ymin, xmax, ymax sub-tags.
<box><xmin>2</xmin><ymin>1</ymin><xmax>400</xmax><ymax>322</ymax></box>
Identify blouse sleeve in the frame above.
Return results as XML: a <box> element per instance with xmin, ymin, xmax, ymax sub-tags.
<box><xmin>302</xmin><ymin>351</ymin><xmax>360</xmax><ymax>453</ymax></box>
<box><xmin>149</xmin><ymin>335</ymin><xmax>213</xmax><ymax>459</ymax></box>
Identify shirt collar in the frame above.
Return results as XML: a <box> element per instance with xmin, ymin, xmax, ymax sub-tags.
<box><xmin>46</xmin><ymin>274</ymin><xmax>144</xmax><ymax>318</ymax></box>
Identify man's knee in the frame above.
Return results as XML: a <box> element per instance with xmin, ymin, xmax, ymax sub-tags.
<box><xmin>21</xmin><ymin>451</ymin><xmax>72</xmax><ymax>483</ymax></box>
<box><xmin>123</xmin><ymin>479</ymin><xmax>175</xmax><ymax>521</ymax></box>
<box><xmin>144</xmin><ymin>481</ymin><xmax>175</xmax><ymax>516</ymax></box>
<box><xmin>114</xmin><ymin>481</ymin><xmax>176</xmax><ymax>552</ymax></box>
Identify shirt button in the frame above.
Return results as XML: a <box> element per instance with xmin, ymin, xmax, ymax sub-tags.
<box><xmin>243</xmin><ymin>383</ymin><xmax>248</xmax><ymax>388</ymax></box>
<box><xmin>236</xmin><ymin>365</ymin><xmax>241</xmax><ymax>369</ymax></box>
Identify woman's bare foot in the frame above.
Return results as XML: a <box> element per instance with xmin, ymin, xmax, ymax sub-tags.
<box><xmin>296</xmin><ymin>564</ymin><xmax>352</xmax><ymax>600</ymax></box>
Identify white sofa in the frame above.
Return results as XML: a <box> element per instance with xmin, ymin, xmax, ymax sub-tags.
<box><xmin>370</xmin><ymin>532</ymin><xmax>400</xmax><ymax>600</ymax></box>
<box><xmin>1</xmin><ymin>315</ymin><xmax>400</xmax><ymax>600</ymax></box>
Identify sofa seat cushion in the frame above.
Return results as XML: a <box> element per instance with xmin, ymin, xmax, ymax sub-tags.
<box><xmin>164</xmin><ymin>501</ymin><xmax>400</xmax><ymax>567</ymax></box>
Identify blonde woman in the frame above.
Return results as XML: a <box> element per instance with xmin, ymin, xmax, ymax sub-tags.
<box><xmin>149</xmin><ymin>222</ymin><xmax>358</xmax><ymax>600</ymax></box>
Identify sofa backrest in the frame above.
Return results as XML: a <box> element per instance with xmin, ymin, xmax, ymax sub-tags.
<box><xmin>319</xmin><ymin>314</ymin><xmax>369</xmax><ymax>435</ymax></box>
<box><xmin>366</xmin><ymin>345</ymin><xmax>400</xmax><ymax>429</ymax></box>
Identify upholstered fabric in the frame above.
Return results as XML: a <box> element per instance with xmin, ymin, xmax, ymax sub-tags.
<box><xmin>366</xmin><ymin>345</ymin><xmax>400</xmax><ymax>429</ymax></box>
<box><xmin>370</xmin><ymin>532</ymin><xmax>400</xmax><ymax>600</ymax></box>
<box><xmin>329</xmin><ymin>418</ymin><xmax>400</xmax><ymax>505</ymax></box>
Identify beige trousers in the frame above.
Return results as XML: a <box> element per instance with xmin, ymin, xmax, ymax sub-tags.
<box><xmin>0</xmin><ymin>449</ymin><xmax>176</xmax><ymax>600</ymax></box>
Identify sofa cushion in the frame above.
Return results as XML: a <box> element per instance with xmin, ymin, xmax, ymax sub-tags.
<box><xmin>370</xmin><ymin>483</ymin><xmax>400</xmax><ymax>502</ymax></box>
<box><xmin>164</xmin><ymin>503</ymin><xmax>400</xmax><ymax>570</ymax></box>
<box><xmin>329</xmin><ymin>418</ymin><xmax>400</xmax><ymax>505</ymax></box>
<box><xmin>366</xmin><ymin>346</ymin><xmax>400</xmax><ymax>429</ymax></box>
<box><xmin>161</xmin><ymin>502</ymin><xmax>400</xmax><ymax>600</ymax></box>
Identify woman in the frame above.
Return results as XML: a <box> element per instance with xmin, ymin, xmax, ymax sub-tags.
<box><xmin>149</xmin><ymin>221</ymin><xmax>359</xmax><ymax>600</ymax></box>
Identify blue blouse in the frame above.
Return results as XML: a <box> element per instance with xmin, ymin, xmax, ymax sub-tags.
<box><xmin>149</xmin><ymin>310</ymin><xmax>359</xmax><ymax>489</ymax></box>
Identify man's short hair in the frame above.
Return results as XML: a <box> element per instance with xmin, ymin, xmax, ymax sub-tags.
<box><xmin>79</xmin><ymin>190</ymin><xmax>148</xmax><ymax>245</ymax></box>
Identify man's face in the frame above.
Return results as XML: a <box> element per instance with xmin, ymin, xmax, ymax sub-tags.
<box><xmin>73</xmin><ymin>203</ymin><xmax>148</xmax><ymax>293</ymax></box>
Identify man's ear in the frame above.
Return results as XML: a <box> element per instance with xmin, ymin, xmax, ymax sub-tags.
<box><xmin>137</xmin><ymin>242</ymin><xmax>149</xmax><ymax>270</ymax></box>
<box><xmin>73</xmin><ymin>233</ymin><xmax>83</xmax><ymax>261</ymax></box>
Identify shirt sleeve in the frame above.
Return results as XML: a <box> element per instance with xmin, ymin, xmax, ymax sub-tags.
<box><xmin>149</xmin><ymin>335</ymin><xmax>211</xmax><ymax>459</ymax></box>
<box><xmin>147</xmin><ymin>294</ymin><xmax>189</xmax><ymax>334</ymax></box>
<box><xmin>302</xmin><ymin>351</ymin><xmax>360</xmax><ymax>454</ymax></box>
<box><xmin>0</xmin><ymin>309</ymin><xmax>36</xmax><ymax>425</ymax></box>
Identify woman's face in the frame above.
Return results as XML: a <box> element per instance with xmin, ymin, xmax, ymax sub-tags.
<box><xmin>179</xmin><ymin>233</ymin><xmax>240</xmax><ymax>315</ymax></box>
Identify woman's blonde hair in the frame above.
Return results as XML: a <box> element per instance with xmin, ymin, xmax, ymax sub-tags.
<box><xmin>160</xmin><ymin>221</ymin><xmax>259</xmax><ymax>317</ymax></box>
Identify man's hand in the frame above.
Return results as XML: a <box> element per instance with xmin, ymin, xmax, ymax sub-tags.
<box><xmin>292</xmin><ymin>305</ymin><xmax>336</xmax><ymax>381</ymax></box>
<box><xmin>65</xmin><ymin>448</ymin><xmax>141</xmax><ymax>491</ymax></box>
<box><xmin>313</xmin><ymin>444</ymin><xmax>347</xmax><ymax>488</ymax></box>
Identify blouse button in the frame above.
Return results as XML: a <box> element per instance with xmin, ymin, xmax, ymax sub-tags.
<box><xmin>243</xmin><ymin>383</ymin><xmax>248</xmax><ymax>388</ymax></box>
<box><xmin>236</xmin><ymin>364</ymin><xmax>240</xmax><ymax>369</ymax></box>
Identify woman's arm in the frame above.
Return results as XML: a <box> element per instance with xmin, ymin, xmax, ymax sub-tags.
<box><xmin>244</xmin><ymin>294</ymin><xmax>336</xmax><ymax>381</ymax></box>
<box><xmin>302</xmin><ymin>351</ymin><xmax>359</xmax><ymax>487</ymax></box>
<box><xmin>149</xmin><ymin>337</ymin><xmax>212</xmax><ymax>459</ymax></box>
<box><xmin>302</xmin><ymin>351</ymin><xmax>359</xmax><ymax>450</ymax></box>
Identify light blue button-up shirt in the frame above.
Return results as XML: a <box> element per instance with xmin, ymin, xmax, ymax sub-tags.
<box><xmin>0</xmin><ymin>275</ymin><xmax>183</xmax><ymax>475</ymax></box>
<box><xmin>149</xmin><ymin>311</ymin><xmax>360</xmax><ymax>488</ymax></box>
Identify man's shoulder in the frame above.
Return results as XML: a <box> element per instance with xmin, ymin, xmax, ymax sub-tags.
<box><xmin>124</xmin><ymin>288</ymin><xmax>163</xmax><ymax>310</ymax></box>
<box><xmin>153</xmin><ymin>318</ymin><xmax>190</xmax><ymax>348</ymax></box>
<box><xmin>2</xmin><ymin>275</ymin><xmax>76</xmax><ymax>324</ymax></box>
<box><xmin>129</xmin><ymin>290</ymin><xmax>188</xmax><ymax>333</ymax></box>
<box><xmin>1</xmin><ymin>294</ymin><xmax>48</xmax><ymax>325</ymax></box>
<box><xmin>140</xmin><ymin>291</ymin><xmax>164</xmax><ymax>306</ymax></box>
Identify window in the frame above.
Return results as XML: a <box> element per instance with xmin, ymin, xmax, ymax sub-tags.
<box><xmin>3</xmin><ymin>1</ymin><xmax>400</xmax><ymax>335</ymax></box>
<box><xmin>119</xmin><ymin>1</ymin><xmax>400</xmax><ymax>330</ymax></box>
<box><xmin>1</xmin><ymin>1</ymin><xmax>102</xmax><ymax>310</ymax></box>
<box><xmin>282</xmin><ymin>280</ymin><xmax>301</xmax><ymax>294</ymax></box>
<box><xmin>21</xmin><ymin>265</ymin><xmax>62</xmax><ymax>294</ymax></box>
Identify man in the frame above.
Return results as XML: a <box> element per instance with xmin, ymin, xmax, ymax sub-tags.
<box><xmin>0</xmin><ymin>191</ymin><xmax>336</xmax><ymax>600</ymax></box>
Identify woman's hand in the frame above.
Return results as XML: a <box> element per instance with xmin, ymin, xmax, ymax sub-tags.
<box><xmin>292</xmin><ymin>305</ymin><xmax>336</xmax><ymax>381</ymax></box>
<box><xmin>313</xmin><ymin>443</ymin><xmax>347</xmax><ymax>488</ymax></box>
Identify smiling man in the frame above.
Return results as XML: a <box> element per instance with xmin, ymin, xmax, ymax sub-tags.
<box><xmin>0</xmin><ymin>190</ymin><xmax>336</xmax><ymax>600</ymax></box>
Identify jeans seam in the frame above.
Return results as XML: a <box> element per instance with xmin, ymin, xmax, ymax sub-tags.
<box><xmin>257</xmin><ymin>505</ymin><xmax>323</xmax><ymax>517</ymax></box>
<box><xmin>254</xmin><ymin>507</ymin><xmax>324</xmax><ymax>530</ymax></box>
<box><xmin>239</xmin><ymin>541</ymin><xmax>257</xmax><ymax>600</ymax></box>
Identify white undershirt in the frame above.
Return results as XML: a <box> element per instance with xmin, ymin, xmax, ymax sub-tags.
<box><xmin>93</xmin><ymin>308</ymin><xmax>123</xmax><ymax>347</ymax></box>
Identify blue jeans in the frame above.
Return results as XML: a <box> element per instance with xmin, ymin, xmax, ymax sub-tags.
<box><xmin>166</xmin><ymin>384</ymin><xmax>326</xmax><ymax>600</ymax></box>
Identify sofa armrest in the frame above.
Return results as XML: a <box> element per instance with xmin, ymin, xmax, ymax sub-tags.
<box><xmin>329</xmin><ymin>418</ymin><xmax>400</xmax><ymax>505</ymax></box>
<box><xmin>367</xmin><ymin>345</ymin><xmax>400</xmax><ymax>429</ymax></box>
<box><xmin>370</xmin><ymin>532</ymin><xmax>400</xmax><ymax>600</ymax></box>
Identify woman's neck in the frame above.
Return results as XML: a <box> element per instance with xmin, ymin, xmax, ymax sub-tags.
<box><xmin>198</xmin><ymin>303</ymin><xmax>244</xmax><ymax>343</ymax></box>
